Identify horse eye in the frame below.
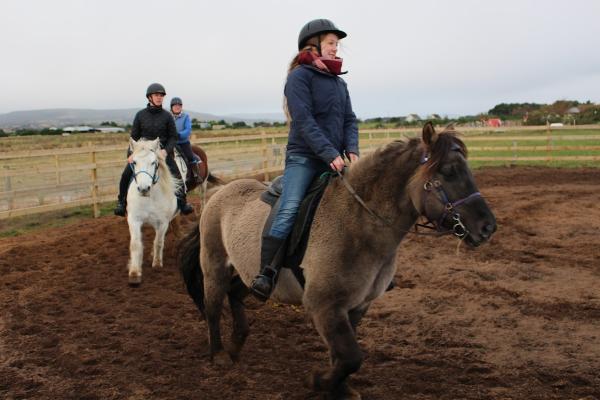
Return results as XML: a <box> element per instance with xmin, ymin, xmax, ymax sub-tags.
<box><xmin>440</xmin><ymin>165</ymin><xmax>456</xmax><ymax>178</ymax></box>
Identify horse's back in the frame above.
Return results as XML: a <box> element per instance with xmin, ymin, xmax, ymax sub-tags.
<box><xmin>201</xmin><ymin>178</ymin><xmax>269</xmax><ymax>244</ymax></box>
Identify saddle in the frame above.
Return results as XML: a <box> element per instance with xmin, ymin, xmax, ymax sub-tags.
<box><xmin>260</xmin><ymin>172</ymin><xmax>333</xmax><ymax>287</ymax></box>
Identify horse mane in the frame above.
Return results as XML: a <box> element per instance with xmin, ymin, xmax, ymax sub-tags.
<box><xmin>346</xmin><ymin>127</ymin><xmax>468</xmax><ymax>201</ymax></box>
<box><xmin>345</xmin><ymin>138</ymin><xmax>422</xmax><ymax>201</ymax></box>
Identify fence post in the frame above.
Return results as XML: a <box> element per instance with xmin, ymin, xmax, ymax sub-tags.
<box><xmin>90</xmin><ymin>148</ymin><xmax>99</xmax><ymax>218</ymax></box>
<box><xmin>3</xmin><ymin>165</ymin><xmax>13</xmax><ymax>211</ymax></box>
<box><xmin>261</xmin><ymin>130</ymin><xmax>269</xmax><ymax>182</ymax></box>
<box><xmin>511</xmin><ymin>140</ymin><xmax>518</xmax><ymax>167</ymax></box>
<box><xmin>546</xmin><ymin>135</ymin><xmax>553</xmax><ymax>165</ymax></box>
<box><xmin>54</xmin><ymin>155</ymin><xmax>62</xmax><ymax>203</ymax></box>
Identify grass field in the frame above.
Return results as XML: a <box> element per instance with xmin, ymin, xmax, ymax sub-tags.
<box><xmin>1</xmin><ymin>125</ymin><xmax>598</xmax><ymax>234</ymax></box>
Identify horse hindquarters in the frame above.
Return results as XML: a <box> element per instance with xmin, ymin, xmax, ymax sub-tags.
<box><xmin>179</xmin><ymin>220</ymin><xmax>250</xmax><ymax>363</ymax></box>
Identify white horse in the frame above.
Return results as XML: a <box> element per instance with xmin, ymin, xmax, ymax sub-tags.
<box><xmin>126</xmin><ymin>138</ymin><xmax>180</xmax><ymax>286</ymax></box>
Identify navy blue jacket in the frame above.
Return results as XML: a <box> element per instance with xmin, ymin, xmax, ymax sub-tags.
<box><xmin>285</xmin><ymin>65</ymin><xmax>359</xmax><ymax>164</ymax></box>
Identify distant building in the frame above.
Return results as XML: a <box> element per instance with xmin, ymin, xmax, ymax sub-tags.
<box><xmin>212</xmin><ymin>125</ymin><xmax>226</xmax><ymax>130</ymax></box>
<box><xmin>487</xmin><ymin>118</ymin><xmax>502</xmax><ymax>127</ymax></box>
<box><xmin>567</xmin><ymin>107</ymin><xmax>580</xmax><ymax>114</ymax></box>
<box><xmin>62</xmin><ymin>126</ymin><xmax>96</xmax><ymax>132</ymax></box>
<box><xmin>405</xmin><ymin>114</ymin><xmax>421</xmax><ymax>123</ymax></box>
<box><xmin>199</xmin><ymin>122</ymin><xmax>211</xmax><ymax>129</ymax></box>
<box><xmin>96</xmin><ymin>127</ymin><xmax>125</xmax><ymax>133</ymax></box>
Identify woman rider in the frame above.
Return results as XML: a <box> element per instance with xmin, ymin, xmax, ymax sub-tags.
<box><xmin>170</xmin><ymin>97</ymin><xmax>203</xmax><ymax>183</ymax></box>
<box><xmin>250</xmin><ymin>19</ymin><xmax>359</xmax><ymax>300</ymax></box>
<box><xmin>113</xmin><ymin>83</ymin><xmax>194</xmax><ymax>216</ymax></box>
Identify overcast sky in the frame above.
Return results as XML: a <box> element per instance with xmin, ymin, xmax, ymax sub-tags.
<box><xmin>3</xmin><ymin>0</ymin><xmax>600</xmax><ymax>118</ymax></box>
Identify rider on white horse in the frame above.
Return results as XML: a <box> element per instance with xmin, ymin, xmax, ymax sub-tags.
<box><xmin>114</xmin><ymin>83</ymin><xmax>194</xmax><ymax>216</ymax></box>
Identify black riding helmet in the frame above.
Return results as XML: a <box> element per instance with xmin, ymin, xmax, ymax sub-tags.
<box><xmin>170</xmin><ymin>97</ymin><xmax>183</xmax><ymax>107</ymax></box>
<box><xmin>298</xmin><ymin>19</ymin><xmax>347</xmax><ymax>51</ymax></box>
<box><xmin>146</xmin><ymin>83</ymin><xmax>166</xmax><ymax>97</ymax></box>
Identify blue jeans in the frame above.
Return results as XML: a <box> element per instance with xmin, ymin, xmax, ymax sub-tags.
<box><xmin>268</xmin><ymin>154</ymin><xmax>329</xmax><ymax>239</ymax></box>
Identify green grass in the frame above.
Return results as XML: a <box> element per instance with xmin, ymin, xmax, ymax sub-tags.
<box><xmin>0</xmin><ymin>201</ymin><xmax>117</xmax><ymax>237</ymax></box>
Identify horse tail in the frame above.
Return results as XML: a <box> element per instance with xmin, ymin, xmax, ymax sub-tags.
<box><xmin>206</xmin><ymin>172</ymin><xmax>226</xmax><ymax>186</ymax></box>
<box><xmin>178</xmin><ymin>223</ymin><xmax>205</xmax><ymax>319</ymax></box>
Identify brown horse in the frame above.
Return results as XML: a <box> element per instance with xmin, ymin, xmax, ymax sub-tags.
<box><xmin>178</xmin><ymin>123</ymin><xmax>496</xmax><ymax>399</ymax></box>
<box><xmin>181</xmin><ymin>144</ymin><xmax>224</xmax><ymax>192</ymax></box>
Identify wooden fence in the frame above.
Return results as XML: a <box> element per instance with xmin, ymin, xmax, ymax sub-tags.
<box><xmin>1</xmin><ymin>130</ymin><xmax>599</xmax><ymax>219</ymax></box>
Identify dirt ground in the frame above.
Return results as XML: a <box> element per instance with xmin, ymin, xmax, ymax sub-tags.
<box><xmin>1</xmin><ymin>166</ymin><xmax>599</xmax><ymax>400</ymax></box>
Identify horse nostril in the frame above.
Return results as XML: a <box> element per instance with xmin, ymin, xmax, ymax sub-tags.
<box><xmin>481</xmin><ymin>223</ymin><xmax>495</xmax><ymax>237</ymax></box>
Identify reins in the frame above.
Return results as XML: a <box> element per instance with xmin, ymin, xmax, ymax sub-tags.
<box><xmin>335</xmin><ymin>170</ymin><xmax>447</xmax><ymax>237</ymax></box>
<box><xmin>335</xmin><ymin>165</ymin><xmax>482</xmax><ymax>239</ymax></box>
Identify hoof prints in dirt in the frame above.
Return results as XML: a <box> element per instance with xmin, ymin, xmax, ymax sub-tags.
<box><xmin>1</xmin><ymin>167</ymin><xmax>600</xmax><ymax>399</ymax></box>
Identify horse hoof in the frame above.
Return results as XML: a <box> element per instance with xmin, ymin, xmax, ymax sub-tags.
<box><xmin>128</xmin><ymin>272</ymin><xmax>142</xmax><ymax>286</ymax></box>
<box><xmin>152</xmin><ymin>262</ymin><xmax>162</xmax><ymax>268</ymax></box>
<box><xmin>210</xmin><ymin>351</ymin><xmax>231</xmax><ymax>367</ymax></box>
<box><xmin>306</xmin><ymin>370</ymin><xmax>327</xmax><ymax>391</ymax></box>
<box><xmin>331</xmin><ymin>383</ymin><xmax>362</xmax><ymax>400</ymax></box>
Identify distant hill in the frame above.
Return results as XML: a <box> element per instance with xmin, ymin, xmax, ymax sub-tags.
<box><xmin>0</xmin><ymin>108</ymin><xmax>285</xmax><ymax>129</ymax></box>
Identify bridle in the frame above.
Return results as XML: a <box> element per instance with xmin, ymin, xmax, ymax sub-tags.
<box><xmin>415</xmin><ymin>178</ymin><xmax>481</xmax><ymax>239</ymax></box>
<box><xmin>130</xmin><ymin>152</ymin><xmax>160</xmax><ymax>187</ymax></box>
<box><xmin>336</xmin><ymin>150</ymin><xmax>483</xmax><ymax>239</ymax></box>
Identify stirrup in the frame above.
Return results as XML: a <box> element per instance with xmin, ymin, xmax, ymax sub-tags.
<box><xmin>250</xmin><ymin>266</ymin><xmax>278</xmax><ymax>301</ymax></box>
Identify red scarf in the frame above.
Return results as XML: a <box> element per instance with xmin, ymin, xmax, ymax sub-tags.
<box><xmin>297</xmin><ymin>51</ymin><xmax>344</xmax><ymax>75</ymax></box>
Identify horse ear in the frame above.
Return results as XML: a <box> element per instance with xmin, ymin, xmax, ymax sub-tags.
<box><xmin>130</xmin><ymin>138</ymin><xmax>138</xmax><ymax>150</ymax></box>
<box><xmin>422</xmin><ymin>121</ymin><xmax>438</xmax><ymax>146</ymax></box>
<box><xmin>152</xmin><ymin>138</ymin><xmax>160</xmax><ymax>149</ymax></box>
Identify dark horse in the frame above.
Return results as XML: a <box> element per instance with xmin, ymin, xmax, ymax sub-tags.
<box><xmin>178</xmin><ymin>123</ymin><xmax>496</xmax><ymax>399</ymax></box>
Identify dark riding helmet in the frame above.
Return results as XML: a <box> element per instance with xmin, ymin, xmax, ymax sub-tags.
<box><xmin>298</xmin><ymin>19</ymin><xmax>347</xmax><ymax>50</ymax></box>
<box><xmin>146</xmin><ymin>83</ymin><xmax>166</xmax><ymax>97</ymax></box>
<box><xmin>170</xmin><ymin>97</ymin><xmax>183</xmax><ymax>107</ymax></box>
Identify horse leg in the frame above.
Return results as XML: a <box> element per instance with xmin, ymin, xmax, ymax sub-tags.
<box><xmin>309</xmin><ymin>308</ymin><xmax>364</xmax><ymax>400</ymax></box>
<box><xmin>202</xmin><ymin>248</ymin><xmax>231</xmax><ymax>365</ymax></box>
<box><xmin>348</xmin><ymin>303</ymin><xmax>370</xmax><ymax>335</ymax></box>
<box><xmin>151</xmin><ymin>222</ymin><xmax>168</xmax><ymax>268</ymax></box>
<box><xmin>127</xmin><ymin>219</ymin><xmax>143</xmax><ymax>286</ymax></box>
<box><xmin>227</xmin><ymin>275</ymin><xmax>250</xmax><ymax>362</ymax></box>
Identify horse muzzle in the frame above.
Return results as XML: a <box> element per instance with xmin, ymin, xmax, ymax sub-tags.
<box><xmin>464</xmin><ymin>219</ymin><xmax>497</xmax><ymax>247</ymax></box>
<box><xmin>138</xmin><ymin>186</ymin><xmax>151</xmax><ymax>196</ymax></box>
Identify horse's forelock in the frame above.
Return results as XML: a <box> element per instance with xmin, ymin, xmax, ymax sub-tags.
<box><xmin>419</xmin><ymin>129</ymin><xmax>467</xmax><ymax>179</ymax></box>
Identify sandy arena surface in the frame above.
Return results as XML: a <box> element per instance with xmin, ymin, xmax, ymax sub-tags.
<box><xmin>1</xmin><ymin>167</ymin><xmax>599</xmax><ymax>399</ymax></box>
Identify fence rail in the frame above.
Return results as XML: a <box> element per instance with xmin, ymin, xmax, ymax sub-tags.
<box><xmin>1</xmin><ymin>129</ymin><xmax>599</xmax><ymax>219</ymax></box>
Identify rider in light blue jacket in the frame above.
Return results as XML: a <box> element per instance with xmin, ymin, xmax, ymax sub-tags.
<box><xmin>171</xmin><ymin>97</ymin><xmax>202</xmax><ymax>183</ymax></box>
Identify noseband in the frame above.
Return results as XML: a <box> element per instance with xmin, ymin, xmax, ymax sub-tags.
<box><xmin>130</xmin><ymin>155</ymin><xmax>160</xmax><ymax>187</ymax></box>
<box><xmin>418</xmin><ymin>179</ymin><xmax>481</xmax><ymax>239</ymax></box>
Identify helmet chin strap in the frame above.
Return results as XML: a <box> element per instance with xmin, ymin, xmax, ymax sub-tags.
<box><xmin>147</xmin><ymin>96</ymin><xmax>160</xmax><ymax>107</ymax></box>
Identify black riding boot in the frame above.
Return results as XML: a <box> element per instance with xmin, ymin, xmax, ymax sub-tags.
<box><xmin>191</xmin><ymin>162</ymin><xmax>203</xmax><ymax>183</ymax></box>
<box><xmin>114</xmin><ymin>165</ymin><xmax>131</xmax><ymax>217</ymax></box>
<box><xmin>177</xmin><ymin>193</ymin><xmax>194</xmax><ymax>215</ymax></box>
<box><xmin>250</xmin><ymin>235</ymin><xmax>285</xmax><ymax>301</ymax></box>
<box><xmin>114</xmin><ymin>197</ymin><xmax>127</xmax><ymax>217</ymax></box>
